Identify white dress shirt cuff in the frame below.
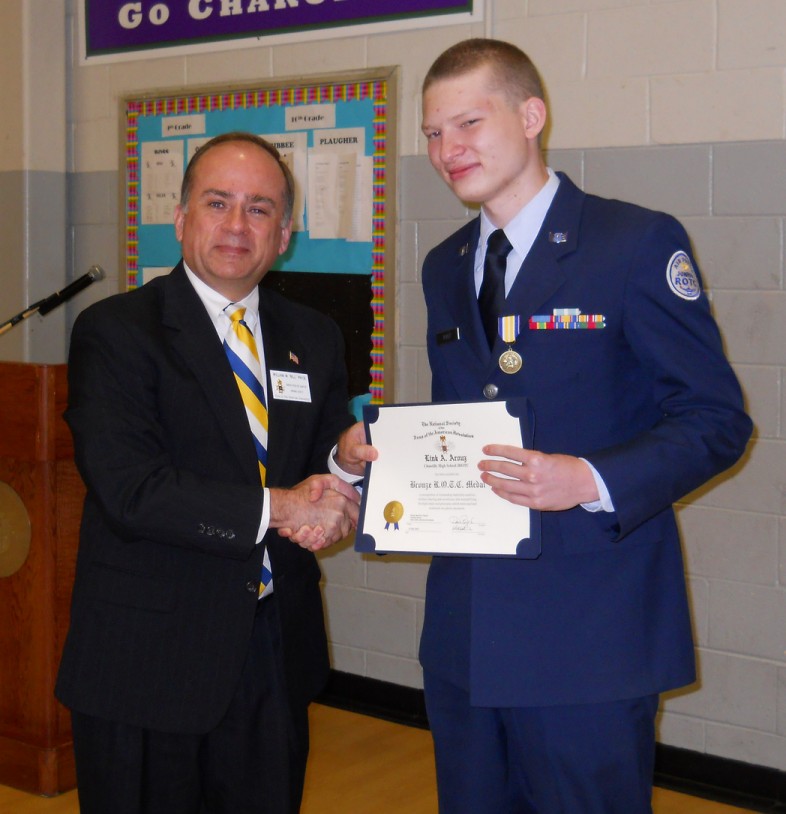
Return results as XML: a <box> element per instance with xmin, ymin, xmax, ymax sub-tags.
<box><xmin>257</xmin><ymin>488</ymin><xmax>271</xmax><ymax>543</ymax></box>
<box><xmin>328</xmin><ymin>444</ymin><xmax>363</xmax><ymax>486</ymax></box>
<box><xmin>579</xmin><ymin>459</ymin><xmax>615</xmax><ymax>513</ymax></box>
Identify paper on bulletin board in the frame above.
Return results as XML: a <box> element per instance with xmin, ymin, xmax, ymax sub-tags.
<box><xmin>141</xmin><ymin>141</ymin><xmax>183</xmax><ymax>225</ymax></box>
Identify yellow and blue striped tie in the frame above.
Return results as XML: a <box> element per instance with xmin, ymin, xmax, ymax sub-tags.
<box><xmin>224</xmin><ymin>304</ymin><xmax>272</xmax><ymax>594</ymax></box>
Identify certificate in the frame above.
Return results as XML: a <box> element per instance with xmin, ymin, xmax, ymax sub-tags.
<box><xmin>356</xmin><ymin>400</ymin><xmax>540</xmax><ymax>558</ymax></box>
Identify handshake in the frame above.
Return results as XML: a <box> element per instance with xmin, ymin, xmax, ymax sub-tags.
<box><xmin>269</xmin><ymin>421</ymin><xmax>377</xmax><ymax>552</ymax></box>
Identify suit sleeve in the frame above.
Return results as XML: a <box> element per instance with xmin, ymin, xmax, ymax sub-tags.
<box><xmin>586</xmin><ymin>214</ymin><xmax>752</xmax><ymax>538</ymax></box>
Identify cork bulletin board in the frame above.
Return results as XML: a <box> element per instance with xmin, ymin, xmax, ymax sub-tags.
<box><xmin>122</xmin><ymin>67</ymin><xmax>397</xmax><ymax>408</ymax></box>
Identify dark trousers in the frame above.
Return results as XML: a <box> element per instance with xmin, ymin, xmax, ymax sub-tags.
<box><xmin>71</xmin><ymin>595</ymin><xmax>309</xmax><ymax>814</ymax></box>
<box><xmin>424</xmin><ymin>670</ymin><xmax>659</xmax><ymax>814</ymax></box>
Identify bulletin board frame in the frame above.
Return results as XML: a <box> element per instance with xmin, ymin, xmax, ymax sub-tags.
<box><xmin>120</xmin><ymin>66</ymin><xmax>398</xmax><ymax>406</ymax></box>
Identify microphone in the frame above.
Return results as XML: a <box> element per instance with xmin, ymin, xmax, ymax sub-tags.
<box><xmin>0</xmin><ymin>265</ymin><xmax>107</xmax><ymax>336</ymax></box>
<box><xmin>37</xmin><ymin>265</ymin><xmax>106</xmax><ymax>316</ymax></box>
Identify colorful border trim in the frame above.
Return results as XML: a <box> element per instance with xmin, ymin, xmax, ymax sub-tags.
<box><xmin>125</xmin><ymin>80</ymin><xmax>387</xmax><ymax>404</ymax></box>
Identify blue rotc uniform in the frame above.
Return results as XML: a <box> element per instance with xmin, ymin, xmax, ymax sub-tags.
<box><xmin>419</xmin><ymin>172</ymin><xmax>752</xmax><ymax>813</ymax></box>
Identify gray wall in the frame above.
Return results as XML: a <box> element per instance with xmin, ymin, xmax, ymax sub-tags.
<box><xmin>318</xmin><ymin>142</ymin><xmax>786</xmax><ymax>771</ymax></box>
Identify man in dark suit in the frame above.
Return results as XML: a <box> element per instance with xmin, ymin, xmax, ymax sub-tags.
<box><xmin>56</xmin><ymin>132</ymin><xmax>370</xmax><ymax>814</ymax></box>
<box><xmin>418</xmin><ymin>39</ymin><xmax>752</xmax><ymax>812</ymax></box>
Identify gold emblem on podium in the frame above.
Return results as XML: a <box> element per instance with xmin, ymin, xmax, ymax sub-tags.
<box><xmin>0</xmin><ymin>481</ymin><xmax>31</xmax><ymax>578</ymax></box>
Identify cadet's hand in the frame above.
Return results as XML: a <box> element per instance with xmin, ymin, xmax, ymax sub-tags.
<box><xmin>478</xmin><ymin>445</ymin><xmax>599</xmax><ymax>511</ymax></box>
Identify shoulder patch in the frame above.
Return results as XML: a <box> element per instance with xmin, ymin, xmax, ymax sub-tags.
<box><xmin>666</xmin><ymin>251</ymin><xmax>701</xmax><ymax>301</ymax></box>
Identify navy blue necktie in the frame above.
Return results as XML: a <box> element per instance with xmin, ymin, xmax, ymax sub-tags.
<box><xmin>478</xmin><ymin>229</ymin><xmax>513</xmax><ymax>349</ymax></box>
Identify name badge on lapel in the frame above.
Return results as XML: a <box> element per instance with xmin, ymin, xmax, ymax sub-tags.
<box><xmin>436</xmin><ymin>327</ymin><xmax>460</xmax><ymax>345</ymax></box>
<box><xmin>269</xmin><ymin>370</ymin><xmax>312</xmax><ymax>402</ymax></box>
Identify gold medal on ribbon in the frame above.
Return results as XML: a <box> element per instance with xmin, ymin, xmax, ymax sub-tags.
<box><xmin>497</xmin><ymin>315</ymin><xmax>522</xmax><ymax>374</ymax></box>
<box><xmin>499</xmin><ymin>349</ymin><xmax>523</xmax><ymax>374</ymax></box>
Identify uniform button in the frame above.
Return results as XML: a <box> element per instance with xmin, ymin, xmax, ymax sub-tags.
<box><xmin>483</xmin><ymin>383</ymin><xmax>499</xmax><ymax>400</ymax></box>
<box><xmin>245</xmin><ymin>581</ymin><xmax>258</xmax><ymax>594</ymax></box>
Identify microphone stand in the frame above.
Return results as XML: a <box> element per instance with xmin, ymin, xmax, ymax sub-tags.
<box><xmin>0</xmin><ymin>298</ymin><xmax>48</xmax><ymax>337</ymax></box>
<box><xmin>0</xmin><ymin>265</ymin><xmax>106</xmax><ymax>336</ymax></box>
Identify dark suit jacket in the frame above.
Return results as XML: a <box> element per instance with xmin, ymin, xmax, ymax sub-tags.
<box><xmin>56</xmin><ymin>263</ymin><xmax>354</xmax><ymax>734</ymax></box>
<box><xmin>419</xmin><ymin>173</ymin><xmax>752</xmax><ymax>707</ymax></box>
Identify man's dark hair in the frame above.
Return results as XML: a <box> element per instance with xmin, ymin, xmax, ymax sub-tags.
<box><xmin>179</xmin><ymin>131</ymin><xmax>295</xmax><ymax>223</ymax></box>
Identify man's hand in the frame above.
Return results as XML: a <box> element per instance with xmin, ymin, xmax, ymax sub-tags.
<box><xmin>334</xmin><ymin>421</ymin><xmax>378</xmax><ymax>476</ymax></box>
<box><xmin>478</xmin><ymin>445</ymin><xmax>599</xmax><ymax>511</ymax></box>
<box><xmin>271</xmin><ymin>474</ymin><xmax>361</xmax><ymax>551</ymax></box>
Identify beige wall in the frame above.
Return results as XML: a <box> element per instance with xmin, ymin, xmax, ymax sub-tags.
<box><xmin>2</xmin><ymin>0</ymin><xmax>784</xmax><ymax>774</ymax></box>
<box><xmin>0</xmin><ymin>0</ymin><xmax>67</xmax><ymax>362</ymax></box>
<box><xmin>68</xmin><ymin>0</ymin><xmax>786</xmax><ymax>171</ymax></box>
<box><xmin>0</xmin><ymin>2</ymin><xmax>24</xmax><ymax>173</ymax></box>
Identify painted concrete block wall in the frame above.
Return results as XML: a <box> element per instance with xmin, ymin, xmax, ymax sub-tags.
<box><xmin>0</xmin><ymin>0</ymin><xmax>69</xmax><ymax>363</ymax></box>
<box><xmin>0</xmin><ymin>7</ymin><xmax>24</xmax><ymax>173</ymax></box>
<box><xmin>396</xmin><ymin>142</ymin><xmax>786</xmax><ymax>771</ymax></box>
<box><xmin>57</xmin><ymin>0</ymin><xmax>786</xmax><ymax>771</ymax></box>
<box><xmin>0</xmin><ymin>1</ymin><xmax>35</xmax><ymax>363</ymax></box>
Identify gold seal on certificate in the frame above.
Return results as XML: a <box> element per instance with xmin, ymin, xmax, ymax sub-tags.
<box><xmin>498</xmin><ymin>348</ymin><xmax>522</xmax><ymax>374</ymax></box>
<box><xmin>383</xmin><ymin>500</ymin><xmax>404</xmax><ymax>530</ymax></box>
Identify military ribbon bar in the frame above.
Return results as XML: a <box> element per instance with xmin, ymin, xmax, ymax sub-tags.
<box><xmin>528</xmin><ymin>309</ymin><xmax>606</xmax><ymax>330</ymax></box>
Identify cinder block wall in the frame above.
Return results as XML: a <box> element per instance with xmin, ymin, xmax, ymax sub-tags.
<box><xmin>388</xmin><ymin>141</ymin><xmax>786</xmax><ymax>772</ymax></box>
<box><xmin>51</xmin><ymin>0</ymin><xmax>786</xmax><ymax>772</ymax></box>
<box><xmin>0</xmin><ymin>0</ymin><xmax>68</xmax><ymax>363</ymax></box>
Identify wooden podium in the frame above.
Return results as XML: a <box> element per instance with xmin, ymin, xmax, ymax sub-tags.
<box><xmin>0</xmin><ymin>362</ymin><xmax>82</xmax><ymax>795</ymax></box>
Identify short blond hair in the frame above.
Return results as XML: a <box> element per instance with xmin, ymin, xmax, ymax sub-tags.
<box><xmin>423</xmin><ymin>38</ymin><xmax>545</xmax><ymax>108</ymax></box>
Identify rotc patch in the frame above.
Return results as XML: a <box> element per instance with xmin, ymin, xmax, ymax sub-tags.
<box><xmin>667</xmin><ymin>251</ymin><xmax>701</xmax><ymax>301</ymax></box>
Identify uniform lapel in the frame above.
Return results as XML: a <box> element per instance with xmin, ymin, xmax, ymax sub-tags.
<box><xmin>443</xmin><ymin>220</ymin><xmax>494</xmax><ymax>368</ymax></box>
<box><xmin>505</xmin><ymin>172</ymin><xmax>584</xmax><ymax>321</ymax></box>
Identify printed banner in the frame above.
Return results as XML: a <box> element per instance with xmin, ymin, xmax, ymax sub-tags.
<box><xmin>85</xmin><ymin>0</ymin><xmax>473</xmax><ymax>57</ymax></box>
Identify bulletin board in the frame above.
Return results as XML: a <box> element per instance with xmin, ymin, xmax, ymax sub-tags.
<box><xmin>122</xmin><ymin>67</ymin><xmax>397</xmax><ymax>407</ymax></box>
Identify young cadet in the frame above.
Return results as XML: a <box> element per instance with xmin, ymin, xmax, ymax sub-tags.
<box><xmin>418</xmin><ymin>38</ymin><xmax>752</xmax><ymax>813</ymax></box>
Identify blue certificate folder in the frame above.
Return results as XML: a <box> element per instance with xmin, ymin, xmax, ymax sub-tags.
<box><xmin>355</xmin><ymin>399</ymin><xmax>541</xmax><ymax>558</ymax></box>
